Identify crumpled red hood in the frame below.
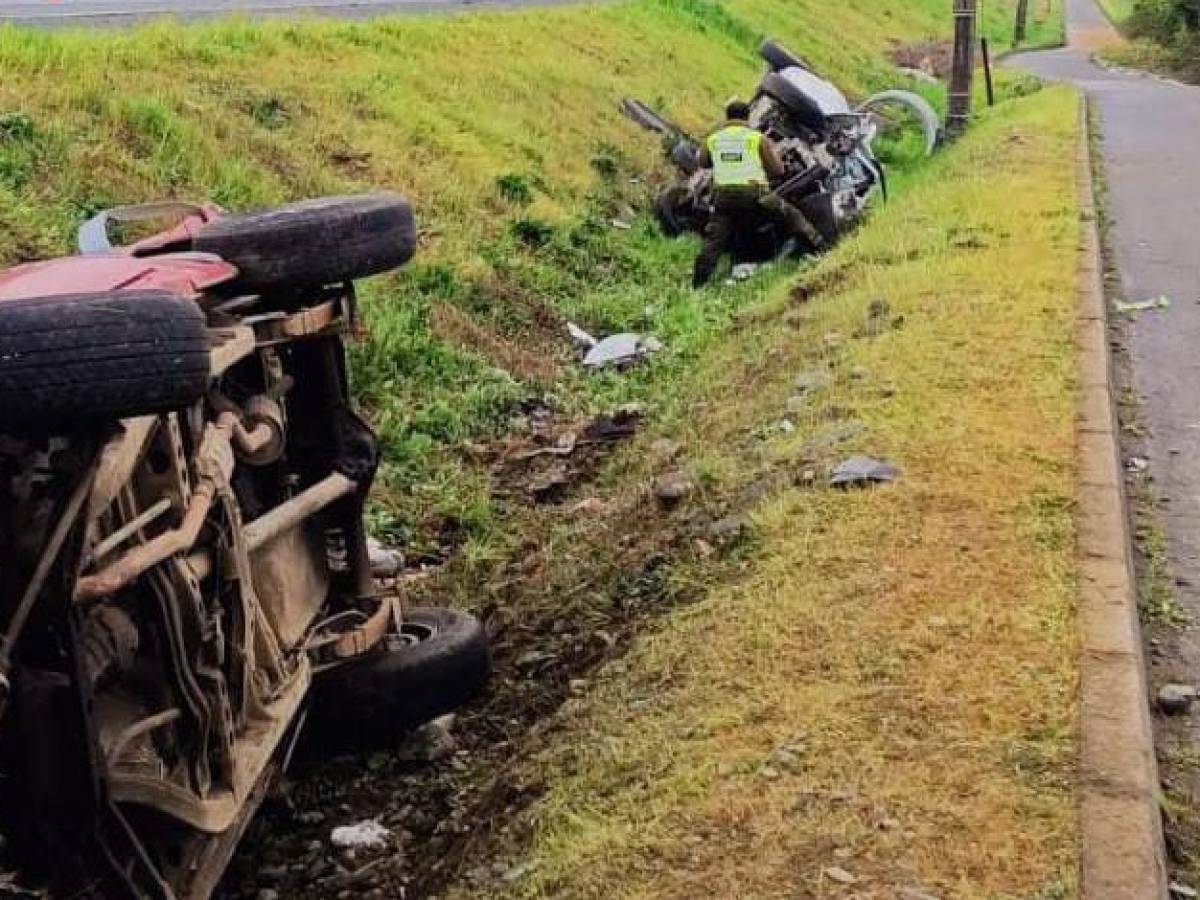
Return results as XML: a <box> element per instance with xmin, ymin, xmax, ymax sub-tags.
<box><xmin>0</xmin><ymin>252</ymin><xmax>238</xmax><ymax>302</ymax></box>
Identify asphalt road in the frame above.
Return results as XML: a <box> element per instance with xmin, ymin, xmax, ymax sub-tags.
<box><xmin>0</xmin><ymin>0</ymin><xmax>571</xmax><ymax>26</ymax></box>
<box><xmin>1015</xmin><ymin>3</ymin><xmax>1200</xmax><ymax>679</ymax></box>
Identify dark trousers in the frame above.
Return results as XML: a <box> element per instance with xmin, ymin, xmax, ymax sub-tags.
<box><xmin>692</xmin><ymin>189</ymin><xmax>764</xmax><ymax>288</ymax></box>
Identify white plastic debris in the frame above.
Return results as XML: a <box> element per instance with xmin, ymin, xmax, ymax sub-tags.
<box><xmin>1115</xmin><ymin>296</ymin><xmax>1171</xmax><ymax>314</ymax></box>
<box><xmin>830</xmin><ymin>455</ymin><xmax>899</xmax><ymax>488</ymax></box>
<box><xmin>330</xmin><ymin>820</ymin><xmax>391</xmax><ymax>851</ymax></box>
<box><xmin>582</xmin><ymin>333</ymin><xmax>664</xmax><ymax>370</ymax></box>
<box><xmin>730</xmin><ymin>263</ymin><xmax>759</xmax><ymax>281</ymax></box>
<box><xmin>567</xmin><ymin>322</ymin><xmax>599</xmax><ymax>350</ymax></box>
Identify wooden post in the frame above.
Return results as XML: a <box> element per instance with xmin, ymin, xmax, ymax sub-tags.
<box><xmin>981</xmin><ymin>37</ymin><xmax>995</xmax><ymax>107</ymax></box>
<box><xmin>1014</xmin><ymin>0</ymin><xmax>1030</xmax><ymax>45</ymax></box>
<box><xmin>947</xmin><ymin>0</ymin><xmax>977</xmax><ymax>137</ymax></box>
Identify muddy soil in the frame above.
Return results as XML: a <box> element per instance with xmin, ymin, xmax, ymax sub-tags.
<box><xmin>220</xmin><ymin>403</ymin><xmax>761</xmax><ymax>900</ymax></box>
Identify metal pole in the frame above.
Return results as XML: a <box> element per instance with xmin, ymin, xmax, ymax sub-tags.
<box><xmin>947</xmin><ymin>0</ymin><xmax>977</xmax><ymax>138</ymax></box>
<box><xmin>981</xmin><ymin>37</ymin><xmax>996</xmax><ymax>107</ymax></box>
<box><xmin>1014</xmin><ymin>0</ymin><xmax>1030</xmax><ymax>45</ymax></box>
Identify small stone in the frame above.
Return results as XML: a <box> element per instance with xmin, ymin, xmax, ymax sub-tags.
<box><xmin>1157</xmin><ymin>683</ymin><xmax>1198</xmax><ymax>715</ymax></box>
<box><xmin>775</xmin><ymin>419</ymin><xmax>796</xmax><ymax>435</ymax></box>
<box><xmin>694</xmin><ymin>538</ymin><xmax>715</xmax><ymax>558</ymax></box>
<box><xmin>717</xmin><ymin>761</ymin><xmax>735</xmax><ymax>777</ymax></box>
<box><xmin>656</xmin><ymin>472</ymin><xmax>695</xmax><ymax>506</ymax></box>
<box><xmin>823</xmin><ymin>866</ymin><xmax>857</xmax><ymax>885</ymax></box>
<box><xmin>877</xmin><ymin>817</ymin><xmax>901</xmax><ymax>831</ymax></box>
<box><xmin>396</xmin><ymin>715</ymin><xmax>458</xmax><ymax>762</ymax></box>
<box><xmin>569</xmin><ymin>679</ymin><xmax>589</xmax><ymax>695</ymax></box>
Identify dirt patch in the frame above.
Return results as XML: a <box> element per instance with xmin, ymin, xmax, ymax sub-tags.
<box><xmin>888</xmin><ymin>38</ymin><xmax>952</xmax><ymax>77</ymax></box>
<box><xmin>220</xmin><ymin>399</ymin><xmax>760</xmax><ymax>900</ymax></box>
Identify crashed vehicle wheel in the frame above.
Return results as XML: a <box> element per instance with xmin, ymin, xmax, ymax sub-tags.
<box><xmin>759</xmin><ymin>39</ymin><xmax>811</xmax><ymax>73</ymax></box>
<box><xmin>309</xmin><ymin>606</ymin><xmax>490</xmax><ymax>748</ymax></box>
<box><xmin>0</xmin><ymin>290</ymin><xmax>209</xmax><ymax>428</ymax></box>
<box><xmin>193</xmin><ymin>192</ymin><xmax>417</xmax><ymax>290</ymax></box>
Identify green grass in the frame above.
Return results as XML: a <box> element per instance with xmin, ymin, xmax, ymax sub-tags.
<box><xmin>1097</xmin><ymin>0</ymin><xmax>1137</xmax><ymax>23</ymax></box>
<box><xmin>0</xmin><ymin>0</ymin><xmax>1057</xmax><ymax>549</ymax></box>
<box><xmin>440</xmin><ymin>82</ymin><xmax>1082</xmax><ymax>900</ymax></box>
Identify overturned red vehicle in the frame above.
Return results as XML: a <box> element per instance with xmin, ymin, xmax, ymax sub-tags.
<box><xmin>0</xmin><ymin>196</ymin><xmax>489</xmax><ymax>898</ymax></box>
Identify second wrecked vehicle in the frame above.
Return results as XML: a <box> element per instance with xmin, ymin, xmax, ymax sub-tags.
<box><xmin>622</xmin><ymin>40</ymin><xmax>940</xmax><ymax>260</ymax></box>
<box><xmin>0</xmin><ymin>196</ymin><xmax>490</xmax><ymax>898</ymax></box>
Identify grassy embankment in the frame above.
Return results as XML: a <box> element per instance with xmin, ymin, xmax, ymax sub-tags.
<box><xmin>445</xmin><ymin>83</ymin><xmax>1082</xmax><ymax>900</ymax></box>
<box><xmin>0</xmin><ymin>0</ymin><xmax>1055</xmax><ymax>554</ymax></box>
<box><xmin>0</xmin><ymin>3</ymin><xmax>1079</xmax><ymax>896</ymax></box>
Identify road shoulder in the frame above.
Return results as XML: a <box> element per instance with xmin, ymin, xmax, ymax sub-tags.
<box><xmin>1074</xmin><ymin>95</ymin><xmax>1168</xmax><ymax>899</ymax></box>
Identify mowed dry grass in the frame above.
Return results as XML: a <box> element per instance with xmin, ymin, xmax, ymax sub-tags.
<box><xmin>451</xmin><ymin>86</ymin><xmax>1082</xmax><ymax>900</ymax></box>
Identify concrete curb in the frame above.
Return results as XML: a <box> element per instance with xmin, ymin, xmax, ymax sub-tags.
<box><xmin>1074</xmin><ymin>96</ymin><xmax>1169</xmax><ymax>900</ymax></box>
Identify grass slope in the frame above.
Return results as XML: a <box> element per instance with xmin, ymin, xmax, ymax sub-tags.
<box><xmin>0</xmin><ymin>0</ymin><xmax>1052</xmax><ymax>551</ymax></box>
<box><xmin>449</xmin><ymin>84</ymin><xmax>1081</xmax><ymax>900</ymax></box>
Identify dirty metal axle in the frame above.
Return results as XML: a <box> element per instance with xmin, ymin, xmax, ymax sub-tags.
<box><xmin>75</xmin><ymin>412</ymin><xmax>275</xmax><ymax>603</ymax></box>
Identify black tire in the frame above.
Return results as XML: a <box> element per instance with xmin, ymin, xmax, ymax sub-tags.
<box><xmin>0</xmin><ymin>290</ymin><xmax>209</xmax><ymax>429</ymax></box>
<box><xmin>193</xmin><ymin>193</ymin><xmax>417</xmax><ymax>290</ymax></box>
<box><xmin>759</xmin><ymin>39</ymin><xmax>811</xmax><ymax>73</ymax></box>
<box><xmin>309</xmin><ymin>606</ymin><xmax>490</xmax><ymax>747</ymax></box>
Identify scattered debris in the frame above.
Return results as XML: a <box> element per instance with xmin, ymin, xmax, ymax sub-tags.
<box><xmin>1126</xmin><ymin>456</ymin><xmax>1150</xmax><ymax>474</ymax></box>
<box><xmin>728</xmin><ymin>262</ymin><xmax>759</xmax><ymax>282</ymax></box>
<box><xmin>830</xmin><ymin>455</ymin><xmax>899</xmax><ymax>488</ymax></box>
<box><xmin>566</xmin><ymin>321</ymin><xmax>598</xmax><ymax>350</ymax></box>
<box><xmin>1157</xmin><ymin>683</ymin><xmax>1198</xmax><ymax>715</ymax></box>
<box><xmin>396</xmin><ymin>715</ymin><xmax>458</xmax><ymax>763</ymax></box>
<box><xmin>582</xmin><ymin>333</ymin><xmax>664</xmax><ymax>370</ymax></box>
<box><xmin>366</xmin><ymin>537</ymin><xmax>404</xmax><ymax>578</ymax></box>
<box><xmin>822</xmin><ymin>866</ymin><xmax>858</xmax><ymax>885</ymax></box>
<box><xmin>656</xmin><ymin>471</ymin><xmax>695</xmax><ymax>507</ymax></box>
<box><xmin>1115</xmin><ymin>296</ymin><xmax>1171</xmax><ymax>315</ymax></box>
<box><xmin>329</xmin><ymin>820</ymin><xmax>391</xmax><ymax>852</ymax></box>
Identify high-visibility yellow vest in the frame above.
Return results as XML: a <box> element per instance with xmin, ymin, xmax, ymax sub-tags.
<box><xmin>707</xmin><ymin>124</ymin><xmax>767</xmax><ymax>188</ymax></box>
